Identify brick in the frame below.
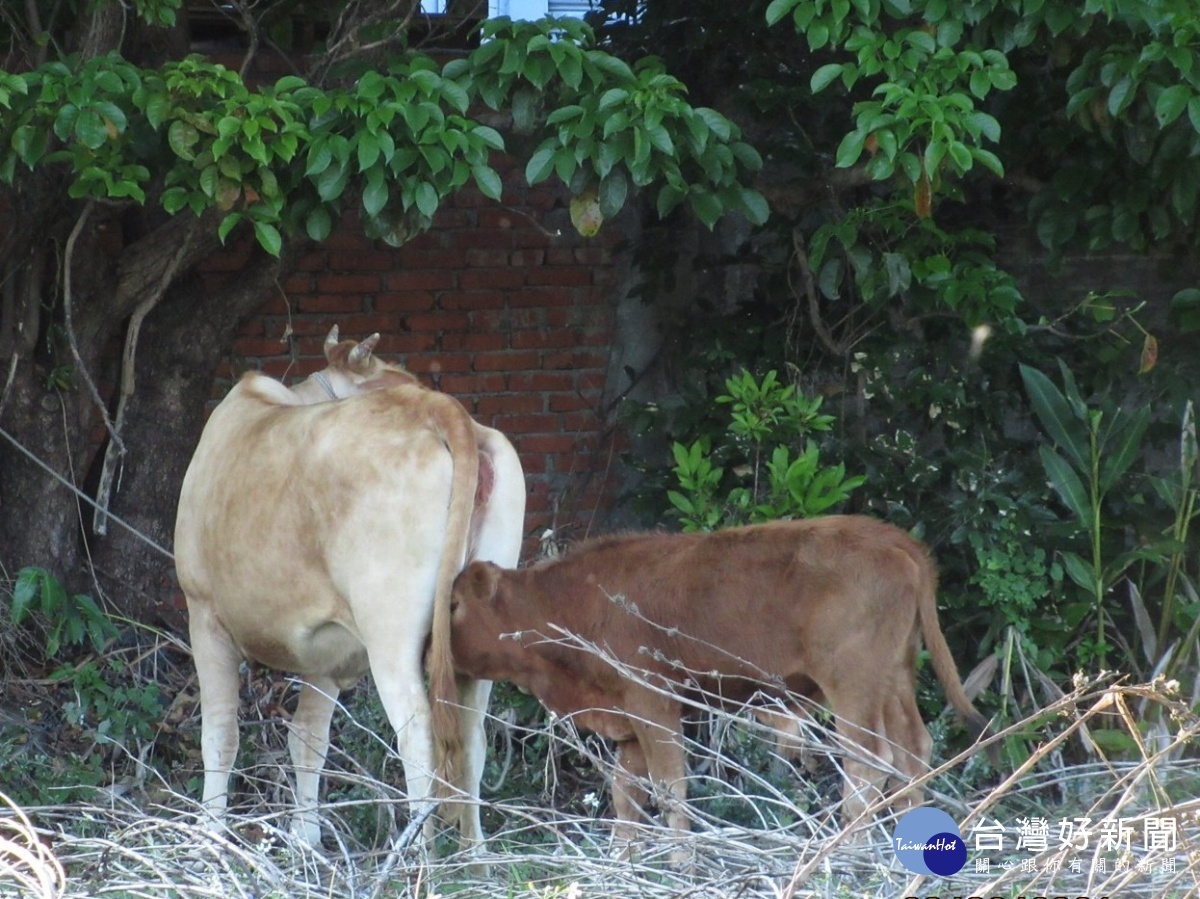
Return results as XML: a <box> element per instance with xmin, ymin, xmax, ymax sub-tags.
<box><xmin>506</xmin><ymin>371</ymin><xmax>576</xmax><ymax>392</ymax></box>
<box><xmin>577</xmin><ymin>369</ymin><xmax>609</xmax><ymax>392</ymax></box>
<box><xmin>441</xmin><ymin>331</ymin><xmax>508</xmax><ymax>352</ymax></box>
<box><xmin>398</xmin><ymin>249</ymin><xmax>467</xmax><ymax>270</ymax></box>
<box><xmin>398</xmin><ymin>230</ymin><xmax>448</xmax><ymax>252</ymax></box>
<box><xmin>572</xmin><ymin>247</ymin><xmax>610</xmax><ymax>266</ymax></box>
<box><xmin>328</xmin><ymin>250</ymin><xmax>398</xmax><ymax>271</ymax></box>
<box><xmin>377</xmin><ymin>332</ymin><xmax>439</xmax><ymax>355</ymax></box>
<box><xmin>562</xmin><ymin>410</ymin><xmax>602</xmax><ymax>431</ymax></box>
<box><xmin>527</xmin><ymin>267</ymin><xmax>594</xmax><ymax>287</ymax></box>
<box><xmin>441</xmin><ymin>290</ymin><xmax>506</xmax><ymax>310</ymax></box>
<box><xmin>473</xmin><ymin>351</ymin><xmax>540</xmax><ymax>372</ymax></box>
<box><xmin>385</xmin><ymin>271</ymin><xmax>456</xmax><ymax>291</ymax></box>
<box><xmin>540</xmin><ymin>350</ymin><xmax>608</xmax><ymax>371</ymax></box>
<box><xmin>509</xmin><ymin>287</ymin><xmax>575</xmax><ymax>307</ymax></box>
<box><xmin>515</xmin><ymin>453</ymin><xmax>547</xmax><ymax>474</ymax></box>
<box><xmin>298</xmin><ymin>294</ymin><xmax>366</xmax><ymax>314</ymax></box>
<box><xmin>451</xmin><ymin>229</ymin><xmax>514</xmax><ymax>250</ymax></box>
<box><xmin>316</xmin><ymin>273</ymin><xmax>382</xmax><ymax>293</ymax></box>
<box><xmin>477</xmin><ymin>209</ymin><xmax>517</xmax><ymax>229</ymax></box>
<box><xmin>280</xmin><ymin>273</ymin><xmax>315</xmax><ymax>293</ymax></box>
<box><xmin>406</xmin><ymin>353</ymin><xmax>471</xmax><ymax>374</ymax></box>
<box><xmin>405</xmin><ymin>311</ymin><xmax>471</xmax><ymax>331</ymax></box>
<box><xmin>549</xmin><ymin>306</ymin><xmax>612</xmax><ymax>328</ymax></box>
<box><xmin>473</xmin><ymin>308</ymin><xmax>543</xmax><ymax>330</ymax></box>
<box><xmin>232</xmin><ymin>336</ymin><xmax>290</xmax><ymax>357</ymax></box>
<box><xmin>477</xmin><ymin>394</ymin><xmax>545</xmax><ymax>416</ymax></box>
<box><xmin>460</xmin><ymin>269</ymin><xmax>527</xmax><ymax>291</ymax></box>
<box><xmin>465</xmin><ymin>249</ymin><xmax>511</xmax><ymax>267</ymax></box>
<box><xmin>510</xmin><ymin>249</ymin><xmax>546</xmax><ymax>267</ymax></box>
<box><xmin>549</xmin><ymin>393</ymin><xmax>592</xmax><ymax>413</ymax></box>
<box><xmin>294</xmin><ymin>255</ymin><xmax>329</xmax><ymax>273</ymax></box>
<box><xmin>374</xmin><ymin>291</ymin><xmax>438</xmax><ymax>312</ymax></box>
<box><xmin>512</xmin><ymin>330</ymin><xmax>583</xmax><ymax>350</ymax></box>
<box><xmin>440</xmin><ymin>373</ymin><xmax>507</xmax><ymax>395</ymax></box>
<box><xmin>495</xmin><ymin>412</ymin><xmax>559</xmax><ymax>433</ymax></box>
<box><xmin>518</xmin><ymin>434</ymin><xmax>578</xmax><ymax>455</ymax></box>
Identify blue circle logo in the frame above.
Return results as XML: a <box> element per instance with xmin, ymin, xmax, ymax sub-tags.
<box><xmin>892</xmin><ymin>808</ymin><xmax>967</xmax><ymax>876</ymax></box>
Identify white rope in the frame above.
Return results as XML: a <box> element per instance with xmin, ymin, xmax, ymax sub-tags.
<box><xmin>0</xmin><ymin>423</ymin><xmax>175</xmax><ymax>560</ymax></box>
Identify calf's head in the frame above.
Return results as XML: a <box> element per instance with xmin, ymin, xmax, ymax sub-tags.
<box><xmin>449</xmin><ymin>561</ymin><xmax>524</xmax><ymax>682</ymax></box>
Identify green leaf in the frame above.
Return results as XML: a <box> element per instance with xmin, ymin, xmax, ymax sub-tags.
<box><xmin>1039</xmin><ymin>445</ymin><xmax>1092</xmax><ymax>524</ymax></box>
<box><xmin>525</xmin><ymin>145</ymin><xmax>556</xmax><ymax>184</ymax></box>
<box><xmin>810</xmin><ymin>63</ymin><xmax>845</xmax><ymax>94</ymax></box>
<box><xmin>217</xmin><ymin>212</ymin><xmax>243</xmax><ymax>243</ymax></box>
<box><xmin>472</xmin><ymin>164</ymin><xmax>503</xmax><ymax>201</ymax></box>
<box><xmin>1020</xmin><ymin>364</ymin><xmax>1089</xmax><ymax>472</ymax></box>
<box><xmin>357</xmin><ymin>131</ymin><xmax>380</xmax><ymax>171</ymax></box>
<box><xmin>1098</xmin><ymin>405</ymin><xmax>1149</xmax><ymax>493</ymax></box>
<box><xmin>12</xmin><ymin>568</ymin><xmax>40</xmax><ymax>624</ymax></box>
<box><xmin>598</xmin><ymin>169</ymin><xmax>628</xmax><ymax>219</ymax></box>
<box><xmin>253</xmin><ymin>219</ymin><xmax>282</xmax><ymax>256</ymax></box>
<box><xmin>362</xmin><ymin>171</ymin><xmax>388</xmax><ymax>216</ymax></box>
<box><xmin>472</xmin><ymin>124</ymin><xmax>505</xmax><ymax>151</ymax></box>
<box><xmin>765</xmin><ymin>0</ymin><xmax>800</xmax><ymax>26</ymax></box>
<box><xmin>414</xmin><ymin>180</ymin><xmax>439</xmax><ymax>218</ymax></box>
<box><xmin>305</xmin><ymin>205</ymin><xmax>332</xmax><ymax>241</ymax></box>
<box><xmin>737</xmin><ymin>188</ymin><xmax>770</xmax><ymax>225</ymax></box>
<box><xmin>1060</xmin><ymin>551</ymin><xmax>1098</xmax><ymax>594</ymax></box>
<box><xmin>74</xmin><ymin>109</ymin><xmax>109</xmax><ymax>149</ymax></box>
<box><xmin>835</xmin><ymin>130</ymin><xmax>867</xmax><ymax>168</ymax></box>
<box><xmin>1155</xmin><ymin>84</ymin><xmax>1192</xmax><ymax>126</ymax></box>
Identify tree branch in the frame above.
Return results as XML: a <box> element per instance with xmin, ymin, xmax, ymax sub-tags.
<box><xmin>93</xmin><ymin>218</ymin><xmax>200</xmax><ymax>535</ymax></box>
<box><xmin>790</xmin><ymin>227</ymin><xmax>845</xmax><ymax>357</ymax></box>
<box><xmin>62</xmin><ymin>202</ymin><xmax>124</xmax><ymax>454</ymax></box>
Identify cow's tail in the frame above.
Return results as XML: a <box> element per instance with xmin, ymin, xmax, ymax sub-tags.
<box><xmin>426</xmin><ymin>400</ymin><xmax>480</xmax><ymax>800</ymax></box>
<box><xmin>911</xmin><ymin>542</ymin><xmax>991</xmax><ymax>742</ymax></box>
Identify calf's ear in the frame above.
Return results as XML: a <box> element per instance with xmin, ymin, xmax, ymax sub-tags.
<box><xmin>463</xmin><ymin>561</ymin><xmax>503</xmax><ymax>603</ymax></box>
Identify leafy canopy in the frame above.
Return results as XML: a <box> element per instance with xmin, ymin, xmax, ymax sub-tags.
<box><xmin>0</xmin><ymin>15</ymin><xmax>768</xmax><ymax>254</ymax></box>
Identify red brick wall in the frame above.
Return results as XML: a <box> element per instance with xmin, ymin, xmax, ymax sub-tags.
<box><xmin>205</xmin><ymin>161</ymin><xmax>626</xmax><ymax>561</ymax></box>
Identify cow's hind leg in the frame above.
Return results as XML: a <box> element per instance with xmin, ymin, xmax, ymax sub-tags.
<box><xmin>365</xmin><ymin>637</ymin><xmax>440</xmax><ymax>851</ymax></box>
<box><xmin>189</xmin><ymin>600</ymin><xmax>243</xmax><ymax>829</ymax></box>
<box><xmin>452</xmin><ymin>675</ymin><xmax>492</xmax><ymax>860</ymax></box>
<box><xmin>288</xmin><ymin>677</ymin><xmax>340</xmax><ymax>846</ymax></box>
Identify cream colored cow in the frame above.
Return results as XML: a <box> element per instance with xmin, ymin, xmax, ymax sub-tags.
<box><xmin>175</xmin><ymin>328</ymin><xmax>525</xmax><ymax>856</ymax></box>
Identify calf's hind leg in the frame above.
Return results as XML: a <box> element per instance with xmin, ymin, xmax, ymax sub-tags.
<box><xmin>822</xmin><ymin>680</ymin><xmax>894</xmax><ymax>826</ymax></box>
<box><xmin>611</xmin><ymin>738</ymin><xmax>651</xmax><ymax>850</ymax></box>
<box><xmin>881</xmin><ymin>686</ymin><xmax>933</xmax><ymax>812</ymax></box>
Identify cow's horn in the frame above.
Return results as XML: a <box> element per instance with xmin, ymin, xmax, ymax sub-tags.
<box><xmin>323</xmin><ymin>325</ymin><xmax>340</xmax><ymax>358</ymax></box>
<box><xmin>348</xmin><ymin>332</ymin><xmax>381</xmax><ymax>367</ymax></box>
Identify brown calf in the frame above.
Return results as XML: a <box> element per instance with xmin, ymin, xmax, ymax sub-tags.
<box><xmin>440</xmin><ymin>516</ymin><xmax>987</xmax><ymax>848</ymax></box>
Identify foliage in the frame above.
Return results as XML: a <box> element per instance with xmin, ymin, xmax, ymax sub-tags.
<box><xmin>11</xmin><ymin>566</ymin><xmax>117</xmax><ymax>657</ymax></box>
<box><xmin>3</xmin><ymin>569</ymin><xmax>165</xmax><ymax>804</ymax></box>
<box><xmin>664</xmin><ymin>370</ymin><xmax>866</xmax><ymax>531</ymax></box>
<box><xmin>0</xmin><ymin>16</ymin><xmax>766</xmax><ymax>257</ymax></box>
<box><xmin>1020</xmin><ymin>361</ymin><xmax>1152</xmax><ymax>667</ymax></box>
<box><xmin>761</xmin><ymin>0</ymin><xmax>1200</xmax><ymax>255</ymax></box>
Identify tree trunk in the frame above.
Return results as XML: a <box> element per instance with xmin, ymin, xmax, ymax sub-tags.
<box><xmin>86</xmin><ymin>245</ymin><xmax>300</xmax><ymax>628</ymax></box>
<box><xmin>0</xmin><ymin>201</ymin><xmax>301</xmax><ymax>629</ymax></box>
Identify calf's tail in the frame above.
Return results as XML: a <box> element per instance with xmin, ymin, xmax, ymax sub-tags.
<box><xmin>912</xmin><ymin>545</ymin><xmax>991</xmax><ymax>740</ymax></box>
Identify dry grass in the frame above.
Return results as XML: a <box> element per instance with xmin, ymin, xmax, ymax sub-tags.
<box><xmin>2</xmin><ymin>675</ymin><xmax>1199</xmax><ymax>898</ymax></box>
